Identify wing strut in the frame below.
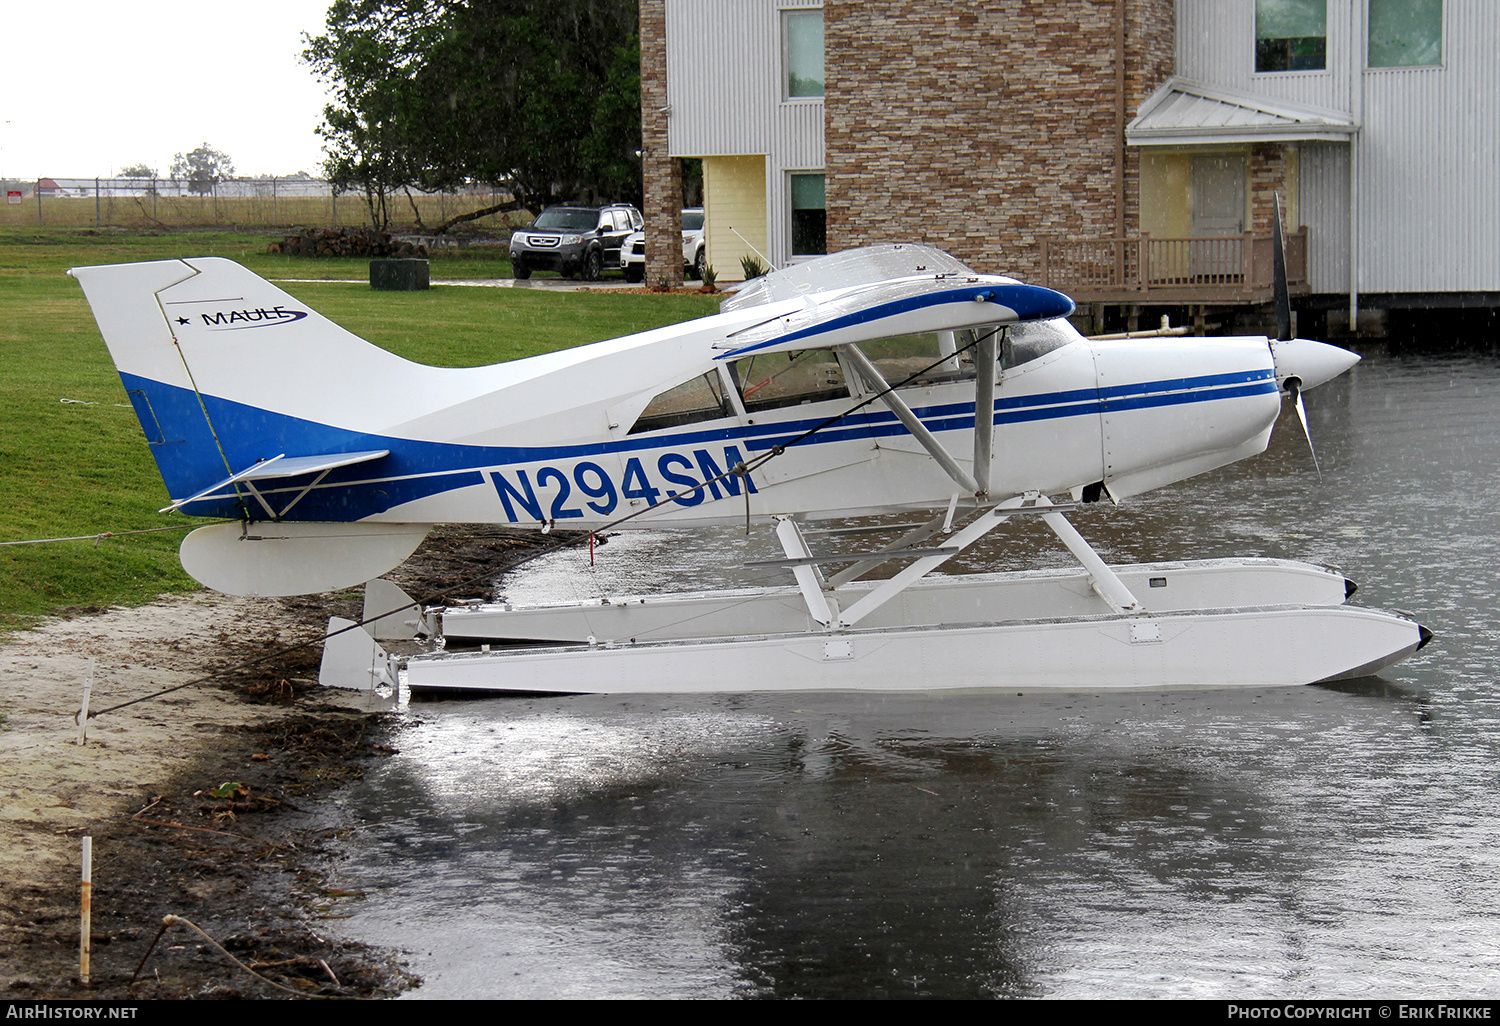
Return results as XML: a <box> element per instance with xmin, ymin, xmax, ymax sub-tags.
<box><xmin>972</xmin><ymin>329</ymin><xmax>998</xmax><ymax>496</ymax></box>
<box><xmin>839</xmin><ymin>344</ymin><xmax>981</xmax><ymax>495</ymax></box>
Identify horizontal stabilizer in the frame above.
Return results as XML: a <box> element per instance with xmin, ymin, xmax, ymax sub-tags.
<box><xmin>160</xmin><ymin>450</ymin><xmax>390</xmax><ymax>513</ymax></box>
<box><xmin>179</xmin><ymin>521</ymin><xmax>431</xmax><ymax>597</ymax></box>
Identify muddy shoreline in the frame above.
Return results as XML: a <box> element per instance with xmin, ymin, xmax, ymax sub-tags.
<box><xmin>0</xmin><ymin>526</ymin><xmax>574</xmax><ymax>999</ymax></box>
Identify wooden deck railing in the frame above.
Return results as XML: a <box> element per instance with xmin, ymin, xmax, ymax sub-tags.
<box><xmin>1039</xmin><ymin>230</ymin><xmax>1308</xmax><ymax>303</ymax></box>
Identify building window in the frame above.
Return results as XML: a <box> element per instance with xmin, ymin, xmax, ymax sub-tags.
<box><xmin>1256</xmin><ymin>0</ymin><xmax>1327</xmax><ymax>72</ymax></box>
<box><xmin>784</xmin><ymin>10</ymin><xmax>824</xmax><ymax>98</ymax></box>
<box><xmin>1369</xmin><ymin>0</ymin><xmax>1442</xmax><ymax>67</ymax></box>
<box><xmin>790</xmin><ymin>173</ymin><xmax>826</xmax><ymax>256</ymax></box>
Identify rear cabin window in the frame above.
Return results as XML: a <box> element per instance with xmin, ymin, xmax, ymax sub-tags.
<box><xmin>731</xmin><ymin>349</ymin><xmax>850</xmax><ymax>413</ymax></box>
<box><xmin>629</xmin><ymin>371</ymin><xmax>736</xmax><ymax>434</ymax></box>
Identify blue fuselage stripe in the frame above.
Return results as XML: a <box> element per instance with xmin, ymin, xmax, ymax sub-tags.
<box><xmin>121</xmin><ymin>368</ymin><xmax>1275</xmax><ymax>518</ymax></box>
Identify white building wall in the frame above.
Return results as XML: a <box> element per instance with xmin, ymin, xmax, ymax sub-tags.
<box><xmin>1177</xmin><ymin>0</ymin><xmax>1355</xmax><ymax>111</ymax></box>
<box><xmin>1176</xmin><ymin>0</ymin><xmax>1500</xmax><ymax>294</ymax></box>
<box><xmin>1359</xmin><ymin>3</ymin><xmax>1500</xmax><ymax>292</ymax></box>
<box><xmin>665</xmin><ymin>0</ymin><xmax>825</xmax><ymax>268</ymax></box>
<box><xmin>665</xmin><ymin>1</ymin><xmax>773</xmax><ymax>156</ymax></box>
<box><xmin>1299</xmin><ymin>142</ymin><xmax>1350</xmax><ymax>293</ymax></box>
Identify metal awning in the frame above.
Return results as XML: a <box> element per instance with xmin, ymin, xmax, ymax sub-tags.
<box><xmin>1127</xmin><ymin>78</ymin><xmax>1355</xmax><ymax>146</ymax></box>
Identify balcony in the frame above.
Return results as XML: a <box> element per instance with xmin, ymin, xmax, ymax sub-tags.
<box><xmin>1039</xmin><ymin>230</ymin><xmax>1308</xmax><ymax>305</ymax></box>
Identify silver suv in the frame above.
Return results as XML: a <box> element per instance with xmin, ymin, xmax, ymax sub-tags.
<box><xmin>624</xmin><ymin>207</ymin><xmax>706</xmax><ymax>283</ymax></box>
<box><xmin>509</xmin><ymin>204</ymin><xmax>643</xmax><ymax>281</ymax></box>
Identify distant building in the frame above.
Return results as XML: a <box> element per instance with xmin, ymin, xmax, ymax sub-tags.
<box><xmin>641</xmin><ymin>0</ymin><xmax>1498</xmax><ymax>330</ymax></box>
<box><xmin>1132</xmin><ymin>0</ymin><xmax>1498</xmax><ymax>330</ymax></box>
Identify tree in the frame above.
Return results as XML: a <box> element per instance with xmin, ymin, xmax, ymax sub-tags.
<box><xmin>120</xmin><ymin>163</ymin><xmax>157</xmax><ymax>178</ymax></box>
<box><xmin>170</xmin><ymin>144</ymin><xmax>234</xmax><ymax>195</ymax></box>
<box><xmin>303</xmin><ymin>0</ymin><xmax>642</xmax><ymax>231</ymax></box>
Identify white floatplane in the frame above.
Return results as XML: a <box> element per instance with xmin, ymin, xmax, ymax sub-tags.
<box><xmin>68</xmin><ymin>242</ymin><xmax>1430</xmax><ymax>695</ymax></box>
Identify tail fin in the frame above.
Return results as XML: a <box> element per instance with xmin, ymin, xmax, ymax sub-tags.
<box><xmin>69</xmin><ymin>257</ymin><xmax>422</xmax><ymax>507</ymax></box>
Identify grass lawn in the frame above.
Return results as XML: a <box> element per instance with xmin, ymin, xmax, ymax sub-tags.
<box><xmin>0</xmin><ymin>226</ymin><xmax>721</xmax><ymax>632</ymax></box>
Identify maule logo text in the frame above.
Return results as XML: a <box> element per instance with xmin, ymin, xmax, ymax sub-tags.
<box><xmin>200</xmin><ymin>306</ymin><xmax>308</xmax><ymax>328</ymax></box>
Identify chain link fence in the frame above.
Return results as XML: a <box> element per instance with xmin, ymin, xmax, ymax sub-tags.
<box><xmin>1</xmin><ymin>177</ymin><xmax>519</xmax><ymax>231</ymax></box>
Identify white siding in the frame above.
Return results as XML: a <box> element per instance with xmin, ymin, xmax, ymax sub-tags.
<box><xmin>1358</xmin><ymin>2</ymin><xmax>1500</xmax><ymax>292</ymax></box>
<box><xmin>1177</xmin><ymin>0</ymin><xmax>1355</xmax><ymax>111</ymax></box>
<box><xmin>666</xmin><ymin>1</ymin><xmax>773</xmax><ymax>156</ymax></box>
<box><xmin>1175</xmin><ymin>0</ymin><xmax>1500</xmax><ymax>294</ymax></box>
<box><xmin>665</xmin><ymin>0</ymin><xmax>825</xmax><ymax>268</ymax></box>
<box><xmin>1299</xmin><ymin>142</ymin><xmax>1350</xmax><ymax>293</ymax></box>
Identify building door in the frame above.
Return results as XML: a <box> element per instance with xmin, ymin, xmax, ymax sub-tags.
<box><xmin>1190</xmin><ymin>154</ymin><xmax>1247</xmax><ymax>280</ymax></box>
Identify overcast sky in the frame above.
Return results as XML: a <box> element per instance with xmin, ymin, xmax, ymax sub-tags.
<box><xmin>1</xmin><ymin>0</ymin><xmax>336</xmax><ymax>179</ymax></box>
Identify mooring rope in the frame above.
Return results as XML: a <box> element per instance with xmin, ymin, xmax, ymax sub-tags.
<box><xmin>132</xmin><ymin>914</ymin><xmax>341</xmax><ymax>998</ymax></box>
<box><xmin>0</xmin><ymin>522</ymin><xmax>226</xmax><ymax>547</ymax></box>
<box><xmin>84</xmin><ymin>528</ymin><xmax>585</xmax><ymax>719</ymax></box>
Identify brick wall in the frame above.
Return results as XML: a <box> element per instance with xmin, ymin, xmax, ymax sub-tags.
<box><xmin>640</xmin><ymin>0</ymin><xmax>684</xmax><ymax>287</ymax></box>
<box><xmin>824</xmin><ymin>0</ymin><xmax>1174</xmax><ymax>280</ymax></box>
<box><xmin>1250</xmin><ymin>144</ymin><xmax>1295</xmax><ymax>235</ymax></box>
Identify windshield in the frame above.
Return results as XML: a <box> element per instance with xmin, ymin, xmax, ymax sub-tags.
<box><xmin>682</xmin><ymin>210</ymin><xmax>704</xmax><ymax>231</ymax></box>
<box><xmin>532</xmin><ymin>208</ymin><xmax>597</xmax><ymax>231</ymax></box>
<box><xmin>1003</xmin><ymin>319</ymin><xmax>1081</xmax><ymax>369</ymax></box>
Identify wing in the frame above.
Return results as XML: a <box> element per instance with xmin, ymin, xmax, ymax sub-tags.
<box><xmin>713</xmin><ymin>276</ymin><xmax>1075</xmax><ymax>361</ymax></box>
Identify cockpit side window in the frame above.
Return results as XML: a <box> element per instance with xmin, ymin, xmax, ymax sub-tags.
<box><xmin>628</xmin><ymin>371</ymin><xmax>736</xmax><ymax>434</ymax></box>
<box><xmin>860</xmin><ymin>330</ymin><xmax>980</xmax><ymax>389</ymax></box>
<box><xmin>730</xmin><ymin>350</ymin><xmax>851</xmax><ymax>413</ymax></box>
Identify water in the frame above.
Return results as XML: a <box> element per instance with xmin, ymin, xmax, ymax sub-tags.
<box><xmin>326</xmin><ymin>346</ymin><xmax>1500</xmax><ymax>998</ymax></box>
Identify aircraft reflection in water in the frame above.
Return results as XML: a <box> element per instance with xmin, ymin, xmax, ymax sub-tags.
<box><xmin>69</xmin><ymin>244</ymin><xmax>1430</xmax><ymax>694</ymax></box>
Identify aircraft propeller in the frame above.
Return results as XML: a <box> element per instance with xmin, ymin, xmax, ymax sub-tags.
<box><xmin>1285</xmin><ymin>377</ymin><xmax>1322</xmax><ymax>480</ymax></box>
<box><xmin>1267</xmin><ymin>192</ymin><xmax>1354</xmax><ymax>480</ymax></box>
<box><xmin>1273</xmin><ymin>193</ymin><xmax>1293</xmax><ymax>345</ymax></box>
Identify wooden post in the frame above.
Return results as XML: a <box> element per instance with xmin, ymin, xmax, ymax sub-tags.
<box><xmin>79</xmin><ymin>837</ymin><xmax>92</xmax><ymax>985</ymax></box>
<box><xmin>75</xmin><ymin>657</ymin><xmax>93</xmax><ymax>746</ymax></box>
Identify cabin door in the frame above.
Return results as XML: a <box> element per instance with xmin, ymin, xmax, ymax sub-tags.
<box><xmin>1189</xmin><ymin>154</ymin><xmax>1247</xmax><ymax>281</ymax></box>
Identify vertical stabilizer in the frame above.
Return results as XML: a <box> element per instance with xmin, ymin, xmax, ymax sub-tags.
<box><xmin>70</xmin><ymin>257</ymin><xmax>425</xmax><ymax>504</ymax></box>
